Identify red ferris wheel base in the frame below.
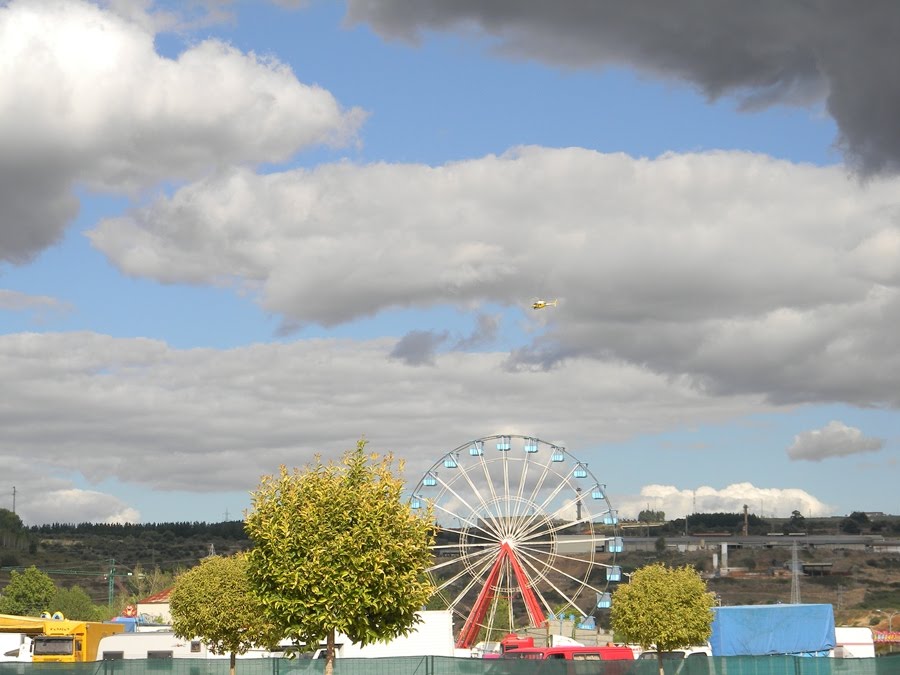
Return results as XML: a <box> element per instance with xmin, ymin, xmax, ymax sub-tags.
<box><xmin>455</xmin><ymin>542</ymin><xmax>546</xmax><ymax>649</ymax></box>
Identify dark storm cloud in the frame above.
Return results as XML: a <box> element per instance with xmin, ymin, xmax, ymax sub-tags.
<box><xmin>345</xmin><ymin>0</ymin><xmax>900</xmax><ymax>174</ymax></box>
<box><xmin>389</xmin><ymin>329</ymin><xmax>449</xmax><ymax>366</ymax></box>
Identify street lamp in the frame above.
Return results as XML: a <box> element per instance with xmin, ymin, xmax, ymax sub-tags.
<box><xmin>876</xmin><ymin>609</ymin><xmax>898</xmax><ymax>653</ymax></box>
<box><xmin>875</xmin><ymin>609</ymin><xmax>898</xmax><ymax>630</ymax></box>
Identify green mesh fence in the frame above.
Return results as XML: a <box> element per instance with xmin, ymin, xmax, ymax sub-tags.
<box><xmin>1</xmin><ymin>657</ymin><xmax>898</xmax><ymax>675</ymax></box>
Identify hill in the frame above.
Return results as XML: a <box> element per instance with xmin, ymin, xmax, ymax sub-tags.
<box><xmin>0</xmin><ymin>519</ymin><xmax>251</xmax><ymax>610</ymax></box>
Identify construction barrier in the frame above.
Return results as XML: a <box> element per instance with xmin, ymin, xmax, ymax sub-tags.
<box><xmin>1</xmin><ymin>656</ymin><xmax>899</xmax><ymax>675</ymax></box>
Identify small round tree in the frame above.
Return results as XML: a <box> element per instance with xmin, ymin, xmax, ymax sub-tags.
<box><xmin>169</xmin><ymin>553</ymin><xmax>280</xmax><ymax>675</ymax></box>
<box><xmin>611</xmin><ymin>563</ymin><xmax>715</xmax><ymax>675</ymax></box>
<box><xmin>0</xmin><ymin>566</ymin><xmax>57</xmax><ymax>616</ymax></box>
<box><xmin>245</xmin><ymin>440</ymin><xmax>434</xmax><ymax>675</ymax></box>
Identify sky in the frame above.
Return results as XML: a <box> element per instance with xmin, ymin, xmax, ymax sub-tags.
<box><xmin>1</xmin><ymin>0</ymin><xmax>898</xmax><ymax>526</ymax></box>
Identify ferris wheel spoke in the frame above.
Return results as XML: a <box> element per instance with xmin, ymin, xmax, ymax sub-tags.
<box><xmin>516</xmin><ymin>472</ymin><xmax>580</xmax><ymax>539</ymax></box>
<box><xmin>444</xmin><ymin>541</ymin><xmax>499</xmax><ymax>568</ymax></box>
<box><xmin>515</xmin><ymin>541</ymin><xmax>597</xmax><ymax>568</ymax></box>
<box><xmin>509</xmin><ymin>507</ymin><xmax>552</xmax><ymax>542</ymax></box>
<box><xmin>519</xmin><ymin>511</ymin><xmax>596</xmax><ymax>544</ymax></box>
<box><xmin>501</xmin><ymin>448</ymin><xmax>511</xmax><ymax>530</ymax></box>
<box><xmin>432</xmin><ymin>537</ymin><xmax>499</xmax><ymax>549</ymax></box>
<box><xmin>431</xmin><ymin>547</ymin><xmax>499</xmax><ymax>592</ymax></box>
<box><xmin>454</xmin><ymin>458</ymin><xmax>508</xmax><ymax>540</ymax></box>
<box><xmin>521</xmin><ymin>447</ymin><xmax>557</xmax><ymax>520</ymax></box>
<box><xmin>447</xmin><ymin>549</ymin><xmax>504</xmax><ymax>610</ymax></box>
<box><xmin>517</xmin><ymin>552</ymin><xmax>592</xmax><ymax>618</ymax></box>
<box><xmin>510</xmin><ymin>452</ymin><xmax>530</xmax><ymax>524</ymax></box>
<box><xmin>429</xmin><ymin>477</ymin><xmax>505</xmax><ymax>541</ymax></box>
<box><xmin>518</xmin><ymin>546</ymin><xmax>607</xmax><ymax>597</ymax></box>
<box><xmin>430</xmin><ymin>546</ymin><xmax>498</xmax><ymax>576</ymax></box>
<box><xmin>523</xmin><ymin>554</ymin><xmax>603</xmax><ymax>606</ymax></box>
<box><xmin>512</xmin><ymin>461</ymin><xmax>550</xmax><ymax>538</ymax></box>
<box><xmin>478</xmin><ymin>451</ymin><xmax>502</xmax><ymax>529</ymax></box>
<box><xmin>429</xmin><ymin>501</ymin><xmax>495</xmax><ymax>540</ymax></box>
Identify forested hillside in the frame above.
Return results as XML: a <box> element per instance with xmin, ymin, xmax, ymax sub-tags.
<box><xmin>0</xmin><ymin>509</ymin><xmax>251</xmax><ymax>613</ymax></box>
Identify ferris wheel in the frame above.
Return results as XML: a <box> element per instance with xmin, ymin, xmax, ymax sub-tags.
<box><xmin>410</xmin><ymin>434</ymin><xmax>623</xmax><ymax>649</ymax></box>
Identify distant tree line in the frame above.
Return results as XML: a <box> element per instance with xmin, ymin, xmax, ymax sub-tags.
<box><xmin>663</xmin><ymin>511</ymin><xmax>769</xmax><ymax>535</ymax></box>
<box><xmin>28</xmin><ymin>520</ymin><xmax>250</xmax><ymax>540</ymax></box>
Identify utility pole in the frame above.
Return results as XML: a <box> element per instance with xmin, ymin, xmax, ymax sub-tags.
<box><xmin>790</xmin><ymin>542</ymin><xmax>801</xmax><ymax>604</ymax></box>
<box><xmin>12</xmin><ymin>486</ymin><xmax>15</xmax><ymax>515</ymax></box>
<box><xmin>106</xmin><ymin>559</ymin><xmax>133</xmax><ymax>607</ymax></box>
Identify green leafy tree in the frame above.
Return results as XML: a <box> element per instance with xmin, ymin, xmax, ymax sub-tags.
<box><xmin>611</xmin><ymin>563</ymin><xmax>715</xmax><ymax>675</ymax></box>
<box><xmin>0</xmin><ymin>508</ymin><xmax>24</xmax><ymax>533</ymax></box>
<box><xmin>783</xmin><ymin>510</ymin><xmax>806</xmax><ymax>534</ymax></box>
<box><xmin>51</xmin><ymin>585</ymin><xmax>108</xmax><ymax>621</ymax></box>
<box><xmin>245</xmin><ymin>440</ymin><xmax>435</xmax><ymax>675</ymax></box>
<box><xmin>169</xmin><ymin>553</ymin><xmax>279</xmax><ymax>675</ymax></box>
<box><xmin>120</xmin><ymin>563</ymin><xmax>178</xmax><ymax>613</ymax></box>
<box><xmin>0</xmin><ymin>509</ymin><xmax>25</xmax><ymax>550</ymax></box>
<box><xmin>840</xmin><ymin>518</ymin><xmax>861</xmax><ymax>534</ymax></box>
<box><xmin>0</xmin><ymin>566</ymin><xmax>57</xmax><ymax>616</ymax></box>
<box><xmin>848</xmin><ymin>511</ymin><xmax>870</xmax><ymax>525</ymax></box>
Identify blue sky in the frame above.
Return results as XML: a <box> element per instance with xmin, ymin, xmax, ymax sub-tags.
<box><xmin>1</xmin><ymin>0</ymin><xmax>897</xmax><ymax>525</ymax></box>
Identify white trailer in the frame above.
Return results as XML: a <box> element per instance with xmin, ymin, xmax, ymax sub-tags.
<box><xmin>335</xmin><ymin>610</ymin><xmax>455</xmax><ymax>658</ymax></box>
<box><xmin>0</xmin><ymin>633</ymin><xmax>32</xmax><ymax>662</ymax></box>
<box><xmin>97</xmin><ymin>632</ymin><xmax>209</xmax><ymax>660</ymax></box>
<box><xmin>95</xmin><ymin>611</ymin><xmax>455</xmax><ymax>661</ymax></box>
<box><xmin>830</xmin><ymin>627</ymin><xmax>875</xmax><ymax>658</ymax></box>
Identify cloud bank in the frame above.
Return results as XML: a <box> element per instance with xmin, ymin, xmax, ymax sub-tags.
<box><xmin>89</xmin><ymin>148</ymin><xmax>900</xmax><ymax>408</ymax></box>
<box><xmin>0</xmin><ymin>0</ymin><xmax>363</xmax><ymax>263</ymax></box>
<box><xmin>345</xmin><ymin>0</ymin><xmax>900</xmax><ymax>175</ymax></box>
<box><xmin>1</xmin><ymin>331</ymin><xmax>774</xmax><ymax>524</ymax></box>
<box><xmin>618</xmin><ymin>482</ymin><xmax>832</xmax><ymax>520</ymax></box>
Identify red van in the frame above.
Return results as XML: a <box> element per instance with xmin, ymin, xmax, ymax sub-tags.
<box><xmin>502</xmin><ymin>645</ymin><xmax>636</xmax><ymax>674</ymax></box>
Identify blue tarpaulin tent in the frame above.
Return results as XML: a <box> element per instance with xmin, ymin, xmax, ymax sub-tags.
<box><xmin>710</xmin><ymin>604</ymin><xmax>836</xmax><ymax>656</ymax></box>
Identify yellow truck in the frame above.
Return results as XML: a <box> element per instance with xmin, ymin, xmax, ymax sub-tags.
<box><xmin>0</xmin><ymin>613</ymin><xmax>124</xmax><ymax>662</ymax></box>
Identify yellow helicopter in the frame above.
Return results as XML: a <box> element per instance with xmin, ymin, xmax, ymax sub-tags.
<box><xmin>532</xmin><ymin>299</ymin><xmax>559</xmax><ymax>310</ymax></box>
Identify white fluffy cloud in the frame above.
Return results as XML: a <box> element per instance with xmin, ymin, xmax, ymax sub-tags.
<box><xmin>618</xmin><ymin>482</ymin><xmax>831</xmax><ymax>520</ymax></box>
<box><xmin>88</xmin><ymin>148</ymin><xmax>900</xmax><ymax>407</ymax></box>
<box><xmin>3</xmin><ymin>460</ymin><xmax>140</xmax><ymax>526</ymax></box>
<box><xmin>0</xmin><ymin>0</ymin><xmax>364</xmax><ymax>263</ymax></box>
<box><xmin>787</xmin><ymin>420</ymin><xmax>884</xmax><ymax>462</ymax></box>
<box><xmin>0</xmin><ymin>331</ymin><xmax>778</xmax><ymax>524</ymax></box>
